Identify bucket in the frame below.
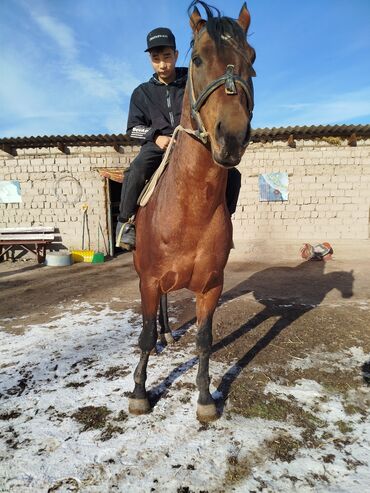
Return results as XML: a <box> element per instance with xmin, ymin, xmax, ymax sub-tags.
<box><xmin>45</xmin><ymin>251</ymin><xmax>73</xmax><ymax>267</ymax></box>
<box><xmin>71</xmin><ymin>250</ymin><xmax>105</xmax><ymax>263</ymax></box>
<box><xmin>91</xmin><ymin>251</ymin><xmax>105</xmax><ymax>263</ymax></box>
<box><xmin>71</xmin><ymin>249</ymin><xmax>94</xmax><ymax>263</ymax></box>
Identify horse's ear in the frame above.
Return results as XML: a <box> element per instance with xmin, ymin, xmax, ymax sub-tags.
<box><xmin>190</xmin><ymin>6</ymin><xmax>206</xmax><ymax>33</ymax></box>
<box><xmin>237</xmin><ymin>2</ymin><xmax>251</xmax><ymax>33</ymax></box>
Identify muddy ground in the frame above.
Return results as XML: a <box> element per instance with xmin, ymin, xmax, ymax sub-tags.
<box><xmin>1</xmin><ymin>249</ymin><xmax>369</xmax><ymax>491</ymax></box>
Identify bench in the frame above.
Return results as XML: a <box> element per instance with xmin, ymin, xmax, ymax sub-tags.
<box><xmin>0</xmin><ymin>226</ymin><xmax>56</xmax><ymax>264</ymax></box>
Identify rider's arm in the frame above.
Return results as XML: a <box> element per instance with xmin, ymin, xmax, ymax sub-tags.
<box><xmin>126</xmin><ymin>86</ymin><xmax>160</xmax><ymax>142</ymax></box>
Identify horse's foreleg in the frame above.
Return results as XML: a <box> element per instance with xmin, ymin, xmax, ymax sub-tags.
<box><xmin>129</xmin><ymin>282</ymin><xmax>160</xmax><ymax>415</ymax></box>
<box><xmin>158</xmin><ymin>294</ymin><xmax>175</xmax><ymax>345</ymax></box>
<box><xmin>195</xmin><ymin>284</ymin><xmax>223</xmax><ymax>423</ymax></box>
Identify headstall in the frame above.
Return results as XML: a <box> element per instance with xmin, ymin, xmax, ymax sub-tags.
<box><xmin>188</xmin><ymin>27</ymin><xmax>256</xmax><ymax>144</ymax></box>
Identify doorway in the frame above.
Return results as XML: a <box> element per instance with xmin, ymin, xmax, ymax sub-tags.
<box><xmin>108</xmin><ymin>178</ymin><xmax>123</xmax><ymax>255</ymax></box>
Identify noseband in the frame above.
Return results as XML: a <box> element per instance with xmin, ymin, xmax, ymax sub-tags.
<box><xmin>189</xmin><ymin>30</ymin><xmax>255</xmax><ymax>144</ymax></box>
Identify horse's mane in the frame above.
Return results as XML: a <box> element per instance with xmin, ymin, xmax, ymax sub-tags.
<box><xmin>188</xmin><ymin>0</ymin><xmax>256</xmax><ymax>62</ymax></box>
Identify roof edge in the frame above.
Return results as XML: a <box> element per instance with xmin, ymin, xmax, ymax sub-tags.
<box><xmin>1</xmin><ymin>124</ymin><xmax>370</xmax><ymax>150</ymax></box>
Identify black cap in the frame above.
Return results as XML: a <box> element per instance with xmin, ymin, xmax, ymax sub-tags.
<box><xmin>145</xmin><ymin>27</ymin><xmax>176</xmax><ymax>52</ymax></box>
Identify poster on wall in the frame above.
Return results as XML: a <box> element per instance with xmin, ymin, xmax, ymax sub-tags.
<box><xmin>258</xmin><ymin>172</ymin><xmax>288</xmax><ymax>201</ymax></box>
<box><xmin>0</xmin><ymin>180</ymin><xmax>22</xmax><ymax>204</ymax></box>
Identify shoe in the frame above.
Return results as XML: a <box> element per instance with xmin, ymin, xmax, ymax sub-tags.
<box><xmin>312</xmin><ymin>243</ymin><xmax>333</xmax><ymax>261</ymax></box>
<box><xmin>313</xmin><ymin>243</ymin><xmax>332</xmax><ymax>257</ymax></box>
<box><xmin>300</xmin><ymin>243</ymin><xmax>314</xmax><ymax>260</ymax></box>
<box><xmin>116</xmin><ymin>221</ymin><xmax>136</xmax><ymax>250</ymax></box>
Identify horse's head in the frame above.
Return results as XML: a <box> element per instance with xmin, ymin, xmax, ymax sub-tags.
<box><xmin>339</xmin><ymin>269</ymin><xmax>355</xmax><ymax>299</ymax></box>
<box><xmin>188</xmin><ymin>1</ymin><xmax>256</xmax><ymax>168</ymax></box>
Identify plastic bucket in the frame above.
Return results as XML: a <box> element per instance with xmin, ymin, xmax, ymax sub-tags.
<box><xmin>92</xmin><ymin>252</ymin><xmax>105</xmax><ymax>263</ymax></box>
<box><xmin>45</xmin><ymin>252</ymin><xmax>73</xmax><ymax>267</ymax></box>
<box><xmin>70</xmin><ymin>250</ymin><xmax>105</xmax><ymax>263</ymax></box>
<box><xmin>71</xmin><ymin>250</ymin><xmax>94</xmax><ymax>263</ymax></box>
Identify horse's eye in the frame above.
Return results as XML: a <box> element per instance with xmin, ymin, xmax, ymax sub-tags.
<box><xmin>192</xmin><ymin>56</ymin><xmax>202</xmax><ymax>67</ymax></box>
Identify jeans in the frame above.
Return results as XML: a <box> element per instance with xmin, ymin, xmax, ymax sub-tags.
<box><xmin>119</xmin><ymin>141</ymin><xmax>164</xmax><ymax>222</ymax></box>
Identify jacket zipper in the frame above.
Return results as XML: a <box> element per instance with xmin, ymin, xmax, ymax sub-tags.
<box><xmin>166</xmin><ymin>87</ymin><xmax>175</xmax><ymax>127</ymax></box>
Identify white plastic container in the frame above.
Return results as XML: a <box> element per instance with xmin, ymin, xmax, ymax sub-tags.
<box><xmin>45</xmin><ymin>251</ymin><xmax>73</xmax><ymax>267</ymax></box>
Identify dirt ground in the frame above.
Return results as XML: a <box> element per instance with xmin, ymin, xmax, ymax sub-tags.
<box><xmin>1</xmin><ymin>248</ymin><xmax>370</xmax><ymax>491</ymax></box>
<box><xmin>1</xmin><ymin>248</ymin><xmax>370</xmax><ymax>389</ymax></box>
<box><xmin>1</xmin><ymin>247</ymin><xmax>370</xmax><ymax>334</ymax></box>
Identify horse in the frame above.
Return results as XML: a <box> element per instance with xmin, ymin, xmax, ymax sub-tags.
<box><xmin>129</xmin><ymin>0</ymin><xmax>256</xmax><ymax>422</ymax></box>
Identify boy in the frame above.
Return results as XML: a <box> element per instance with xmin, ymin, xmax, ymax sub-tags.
<box><xmin>116</xmin><ymin>27</ymin><xmax>187</xmax><ymax>250</ymax></box>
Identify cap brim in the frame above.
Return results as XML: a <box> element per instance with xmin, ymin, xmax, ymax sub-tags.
<box><xmin>145</xmin><ymin>42</ymin><xmax>176</xmax><ymax>52</ymax></box>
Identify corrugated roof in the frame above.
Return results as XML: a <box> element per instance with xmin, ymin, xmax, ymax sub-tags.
<box><xmin>0</xmin><ymin>133</ymin><xmax>135</xmax><ymax>151</ymax></box>
<box><xmin>251</xmin><ymin>124</ymin><xmax>370</xmax><ymax>142</ymax></box>
<box><xmin>0</xmin><ymin>124</ymin><xmax>369</xmax><ymax>152</ymax></box>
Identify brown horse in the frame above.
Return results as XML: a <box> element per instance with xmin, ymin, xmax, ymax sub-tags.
<box><xmin>129</xmin><ymin>1</ymin><xmax>256</xmax><ymax>422</ymax></box>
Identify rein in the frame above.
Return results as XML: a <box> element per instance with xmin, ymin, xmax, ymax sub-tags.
<box><xmin>138</xmin><ymin>124</ymin><xmax>202</xmax><ymax>206</ymax></box>
<box><xmin>188</xmin><ymin>28</ymin><xmax>255</xmax><ymax>144</ymax></box>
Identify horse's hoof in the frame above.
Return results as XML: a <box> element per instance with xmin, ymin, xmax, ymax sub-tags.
<box><xmin>160</xmin><ymin>333</ymin><xmax>175</xmax><ymax>346</ymax></box>
<box><xmin>128</xmin><ymin>397</ymin><xmax>151</xmax><ymax>415</ymax></box>
<box><xmin>164</xmin><ymin>332</ymin><xmax>175</xmax><ymax>344</ymax></box>
<box><xmin>196</xmin><ymin>403</ymin><xmax>218</xmax><ymax>423</ymax></box>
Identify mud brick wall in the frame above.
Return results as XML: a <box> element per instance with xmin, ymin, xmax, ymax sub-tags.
<box><xmin>234</xmin><ymin>138</ymin><xmax>370</xmax><ymax>247</ymax></box>
<box><xmin>1</xmin><ymin>137</ymin><xmax>369</xmax><ymax>254</ymax></box>
<box><xmin>0</xmin><ymin>145</ymin><xmax>138</xmax><ymax>253</ymax></box>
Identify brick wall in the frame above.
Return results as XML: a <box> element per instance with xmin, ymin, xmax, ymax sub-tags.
<box><xmin>0</xmin><ymin>145</ymin><xmax>138</xmax><ymax>254</ymax></box>
<box><xmin>234</xmin><ymin>138</ymin><xmax>370</xmax><ymax>249</ymax></box>
<box><xmin>1</xmin><ymin>137</ymin><xmax>369</xmax><ymax>256</ymax></box>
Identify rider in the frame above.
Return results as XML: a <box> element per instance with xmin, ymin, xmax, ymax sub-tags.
<box><xmin>116</xmin><ymin>27</ymin><xmax>186</xmax><ymax>250</ymax></box>
<box><xmin>116</xmin><ymin>27</ymin><xmax>241</xmax><ymax>250</ymax></box>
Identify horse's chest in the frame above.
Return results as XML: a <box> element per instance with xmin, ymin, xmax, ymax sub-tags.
<box><xmin>158</xmin><ymin>245</ymin><xmax>227</xmax><ymax>294</ymax></box>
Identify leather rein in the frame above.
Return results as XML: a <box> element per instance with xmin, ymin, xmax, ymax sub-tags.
<box><xmin>188</xmin><ymin>28</ymin><xmax>255</xmax><ymax>144</ymax></box>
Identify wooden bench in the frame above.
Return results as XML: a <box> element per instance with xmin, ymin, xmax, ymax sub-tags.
<box><xmin>0</xmin><ymin>227</ymin><xmax>56</xmax><ymax>264</ymax></box>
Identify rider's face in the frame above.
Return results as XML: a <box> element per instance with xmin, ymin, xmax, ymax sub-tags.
<box><xmin>149</xmin><ymin>47</ymin><xmax>178</xmax><ymax>84</ymax></box>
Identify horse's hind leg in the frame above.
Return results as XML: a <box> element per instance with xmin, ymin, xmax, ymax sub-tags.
<box><xmin>195</xmin><ymin>284</ymin><xmax>223</xmax><ymax>423</ymax></box>
<box><xmin>158</xmin><ymin>294</ymin><xmax>175</xmax><ymax>345</ymax></box>
<box><xmin>129</xmin><ymin>282</ymin><xmax>160</xmax><ymax>415</ymax></box>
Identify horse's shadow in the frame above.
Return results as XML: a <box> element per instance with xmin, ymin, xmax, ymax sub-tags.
<box><xmin>362</xmin><ymin>360</ymin><xmax>370</xmax><ymax>385</ymax></box>
<box><xmin>148</xmin><ymin>261</ymin><xmax>355</xmax><ymax>414</ymax></box>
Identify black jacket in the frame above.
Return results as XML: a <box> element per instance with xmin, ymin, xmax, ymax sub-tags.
<box><xmin>126</xmin><ymin>67</ymin><xmax>188</xmax><ymax>143</ymax></box>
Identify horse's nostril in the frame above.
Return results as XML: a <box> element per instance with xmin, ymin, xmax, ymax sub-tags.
<box><xmin>215</xmin><ymin>121</ymin><xmax>223</xmax><ymax>140</ymax></box>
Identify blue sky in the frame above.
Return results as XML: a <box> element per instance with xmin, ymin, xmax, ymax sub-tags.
<box><xmin>1</xmin><ymin>0</ymin><xmax>370</xmax><ymax>138</ymax></box>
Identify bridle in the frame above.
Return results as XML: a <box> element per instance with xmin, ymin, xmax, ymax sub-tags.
<box><xmin>188</xmin><ymin>28</ymin><xmax>256</xmax><ymax>144</ymax></box>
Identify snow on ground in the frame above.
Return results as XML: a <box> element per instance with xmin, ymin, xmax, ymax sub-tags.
<box><xmin>0</xmin><ymin>301</ymin><xmax>369</xmax><ymax>492</ymax></box>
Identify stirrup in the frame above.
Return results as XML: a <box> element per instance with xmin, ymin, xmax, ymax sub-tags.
<box><xmin>116</xmin><ymin>221</ymin><xmax>136</xmax><ymax>250</ymax></box>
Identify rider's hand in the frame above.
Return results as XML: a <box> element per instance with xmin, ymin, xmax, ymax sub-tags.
<box><xmin>154</xmin><ymin>135</ymin><xmax>171</xmax><ymax>150</ymax></box>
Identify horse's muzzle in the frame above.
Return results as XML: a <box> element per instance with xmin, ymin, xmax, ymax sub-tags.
<box><xmin>213</xmin><ymin>150</ymin><xmax>242</xmax><ymax>168</ymax></box>
<box><xmin>213</xmin><ymin>123</ymin><xmax>251</xmax><ymax>167</ymax></box>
